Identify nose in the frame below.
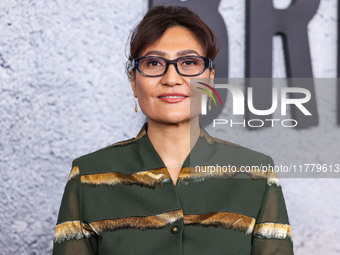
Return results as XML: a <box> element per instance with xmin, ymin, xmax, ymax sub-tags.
<box><xmin>160</xmin><ymin>63</ymin><xmax>183</xmax><ymax>86</ymax></box>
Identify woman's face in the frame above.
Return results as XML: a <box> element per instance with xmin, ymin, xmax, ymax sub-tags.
<box><xmin>130</xmin><ymin>25</ymin><xmax>215</xmax><ymax>124</ymax></box>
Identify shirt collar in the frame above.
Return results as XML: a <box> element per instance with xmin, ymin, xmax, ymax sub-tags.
<box><xmin>134</xmin><ymin>121</ymin><xmax>213</xmax><ymax>168</ymax></box>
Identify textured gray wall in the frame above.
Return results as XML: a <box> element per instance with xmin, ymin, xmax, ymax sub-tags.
<box><xmin>0</xmin><ymin>0</ymin><xmax>339</xmax><ymax>254</ymax></box>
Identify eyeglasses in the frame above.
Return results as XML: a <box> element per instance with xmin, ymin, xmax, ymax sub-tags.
<box><xmin>128</xmin><ymin>55</ymin><xmax>214</xmax><ymax>77</ymax></box>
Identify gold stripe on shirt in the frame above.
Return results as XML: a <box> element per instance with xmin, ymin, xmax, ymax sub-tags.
<box><xmin>55</xmin><ymin>210</ymin><xmax>259</xmax><ymax>243</ymax></box>
<box><xmin>54</xmin><ymin>220</ymin><xmax>95</xmax><ymax>243</ymax></box>
<box><xmin>190</xmin><ymin>166</ymin><xmax>280</xmax><ymax>186</ymax></box>
<box><xmin>80</xmin><ymin>166</ymin><xmax>279</xmax><ymax>188</ymax></box>
<box><xmin>81</xmin><ymin>167</ymin><xmax>172</xmax><ymax>188</ymax></box>
<box><xmin>67</xmin><ymin>166</ymin><xmax>80</xmax><ymax>182</ymax></box>
<box><xmin>266</xmin><ymin>170</ymin><xmax>281</xmax><ymax>186</ymax></box>
<box><xmin>90</xmin><ymin>210</ymin><xmax>184</xmax><ymax>232</ymax></box>
<box><xmin>89</xmin><ymin>211</ymin><xmax>255</xmax><ymax>235</ymax></box>
<box><xmin>253</xmin><ymin>222</ymin><xmax>292</xmax><ymax>240</ymax></box>
<box><xmin>184</xmin><ymin>211</ymin><xmax>256</xmax><ymax>234</ymax></box>
<box><xmin>192</xmin><ymin>166</ymin><xmax>267</xmax><ymax>179</ymax></box>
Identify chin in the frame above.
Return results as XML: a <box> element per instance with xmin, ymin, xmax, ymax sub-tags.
<box><xmin>156</xmin><ymin>115</ymin><xmax>190</xmax><ymax>125</ymax></box>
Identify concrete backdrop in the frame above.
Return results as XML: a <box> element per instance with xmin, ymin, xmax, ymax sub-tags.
<box><xmin>0</xmin><ymin>0</ymin><xmax>339</xmax><ymax>254</ymax></box>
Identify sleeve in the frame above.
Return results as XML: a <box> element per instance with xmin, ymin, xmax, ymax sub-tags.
<box><xmin>250</xmin><ymin>156</ymin><xmax>294</xmax><ymax>255</ymax></box>
<box><xmin>53</xmin><ymin>160</ymin><xmax>98</xmax><ymax>255</ymax></box>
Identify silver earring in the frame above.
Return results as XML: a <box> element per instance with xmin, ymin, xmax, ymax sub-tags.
<box><xmin>208</xmin><ymin>97</ymin><xmax>212</xmax><ymax>111</ymax></box>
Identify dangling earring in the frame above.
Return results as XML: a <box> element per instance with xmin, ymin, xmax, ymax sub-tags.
<box><xmin>134</xmin><ymin>97</ymin><xmax>138</xmax><ymax>112</ymax></box>
<box><xmin>208</xmin><ymin>97</ymin><xmax>212</xmax><ymax>111</ymax></box>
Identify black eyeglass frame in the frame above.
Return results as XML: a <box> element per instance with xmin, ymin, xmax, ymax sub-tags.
<box><xmin>128</xmin><ymin>55</ymin><xmax>214</xmax><ymax>77</ymax></box>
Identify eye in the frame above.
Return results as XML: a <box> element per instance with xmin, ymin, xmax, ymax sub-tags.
<box><xmin>144</xmin><ymin>57</ymin><xmax>164</xmax><ymax>67</ymax></box>
<box><xmin>147</xmin><ymin>60</ymin><xmax>160</xmax><ymax>66</ymax></box>
<box><xmin>181</xmin><ymin>57</ymin><xmax>199</xmax><ymax>66</ymax></box>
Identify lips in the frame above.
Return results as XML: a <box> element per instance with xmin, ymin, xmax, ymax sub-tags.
<box><xmin>158</xmin><ymin>93</ymin><xmax>189</xmax><ymax>98</ymax></box>
<box><xmin>158</xmin><ymin>93</ymin><xmax>189</xmax><ymax>103</ymax></box>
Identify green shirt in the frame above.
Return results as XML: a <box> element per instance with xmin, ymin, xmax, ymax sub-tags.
<box><xmin>53</xmin><ymin>121</ymin><xmax>294</xmax><ymax>254</ymax></box>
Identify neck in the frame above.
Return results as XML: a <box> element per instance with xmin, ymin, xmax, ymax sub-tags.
<box><xmin>146</xmin><ymin>117</ymin><xmax>201</xmax><ymax>167</ymax></box>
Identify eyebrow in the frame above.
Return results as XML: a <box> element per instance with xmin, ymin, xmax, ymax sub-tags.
<box><xmin>143</xmin><ymin>50</ymin><xmax>200</xmax><ymax>57</ymax></box>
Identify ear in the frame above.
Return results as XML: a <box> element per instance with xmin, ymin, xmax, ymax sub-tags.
<box><xmin>209</xmin><ymin>69</ymin><xmax>215</xmax><ymax>86</ymax></box>
<box><xmin>130</xmin><ymin>70</ymin><xmax>137</xmax><ymax>97</ymax></box>
<box><xmin>209</xmin><ymin>68</ymin><xmax>215</xmax><ymax>79</ymax></box>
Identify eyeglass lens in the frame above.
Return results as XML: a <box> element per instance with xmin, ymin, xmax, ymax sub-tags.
<box><xmin>139</xmin><ymin>56</ymin><xmax>206</xmax><ymax>76</ymax></box>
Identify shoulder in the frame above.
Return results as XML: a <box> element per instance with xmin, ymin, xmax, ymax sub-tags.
<box><xmin>206</xmin><ymin>134</ymin><xmax>277</xmax><ymax>185</ymax></box>
<box><xmin>201</xmin><ymin>129</ymin><xmax>272</xmax><ymax>165</ymax></box>
<box><xmin>72</xmin><ymin>134</ymin><xmax>143</xmax><ymax>175</ymax></box>
<box><xmin>203</xmin><ymin>133</ymin><xmax>278</xmax><ymax>185</ymax></box>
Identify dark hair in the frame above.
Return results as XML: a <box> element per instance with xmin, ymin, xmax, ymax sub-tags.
<box><xmin>126</xmin><ymin>5</ymin><xmax>220</xmax><ymax>80</ymax></box>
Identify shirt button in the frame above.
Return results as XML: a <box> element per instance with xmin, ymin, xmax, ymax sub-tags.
<box><xmin>171</xmin><ymin>225</ymin><xmax>180</xmax><ymax>234</ymax></box>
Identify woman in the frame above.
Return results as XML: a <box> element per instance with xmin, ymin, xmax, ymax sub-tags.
<box><xmin>53</xmin><ymin>5</ymin><xmax>294</xmax><ymax>255</ymax></box>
